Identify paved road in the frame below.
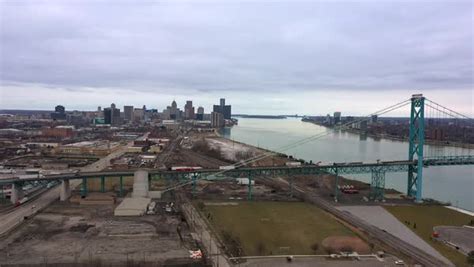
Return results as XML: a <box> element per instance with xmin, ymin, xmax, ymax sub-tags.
<box><xmin>180</xmin><ymin>201</ymin><xmax>230</xmax><ymax>267</ymax></box>
<box><xmin>241</xmin><ymin>256</ymin><xmax>400</xmax><ymax>267</ymax></box>
<box><xmin>337</xmin><ymin>206</ymin><xmax>451</xmax><ymax>265</ymax></box>
<box><xmin>0</xmin><ymin>139</ymin><xmax>136</xmax><ymax>236</ymax></box>
<box><xmin>434</xmin><ymin>226</ymin><xmax>474</xmax><ymax>254</ymax></box>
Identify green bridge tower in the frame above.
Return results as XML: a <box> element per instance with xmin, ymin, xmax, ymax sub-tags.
<box><xmin>407</xmin><ymin>94</ymin><xmax>425</xmax><ymax>202</ymax></box>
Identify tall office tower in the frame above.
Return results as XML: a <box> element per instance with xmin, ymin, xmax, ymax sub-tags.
<box><xmin>124</xmin><ymin>105</ymin><xmax>134</xmax><ymax>122</ymax></box>
<box><xmin>333</xmin><ymin>111</ymin><xmax>341</xmax><ymax>124</ymax></box>
<box><xmin>110</xmin><ymin>103</ymin><xmax>121</xmax><ymax>125</ymax></box>
<box><xmin>184</xmin><ymin>100</ymin><xmax>195</xmax><ymax>120</ymax></box>
<box><xmin>51</xmin><ymin>105</ymin><xmax>67</xmax><ymax>120</ymax></box>
<box><xmin>104</xmin><ymin>108</ymin><xmax>112</xmax><ymax>124</ymax></box>
<box><xmin>213</xmin><ymin>98</ymin><xmax>232</xmax><ymax>119</ymax></box>
<box><xmin>133</xmin><ymin>108</ymin><xmax>144</xmax><ymax>122</ymax></box>
<box><xmin>196</xmin><ymin>106</ymin><xmax>204</xmax><ymax>120</ymax></box>
<box><xmin>211</xmin><ymin>111</ymin><xmax>224</xmax><ymax>128</ymax></box>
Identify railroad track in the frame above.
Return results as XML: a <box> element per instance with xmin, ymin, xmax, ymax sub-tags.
<box><xmin>258</xmin><ymin>177</ymin><xmax>452</xmax><ymax>267</ymax></box>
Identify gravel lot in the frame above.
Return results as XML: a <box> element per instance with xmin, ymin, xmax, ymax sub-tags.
<box><xmin>434</xmin><ymin>226</ymin><xmax>474</xmax><ymax>255</ymax></box>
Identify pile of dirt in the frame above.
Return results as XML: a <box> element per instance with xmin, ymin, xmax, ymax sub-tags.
<box><xmin>321</xmin><ymin>236</ymin><xmax>370</xmax><ymax>254</ymax></box>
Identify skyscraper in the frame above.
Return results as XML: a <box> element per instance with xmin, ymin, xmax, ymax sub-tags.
<box><xmin>124</xmin><ymin>105</ymin><xmax>134</xmax><ymax>122</ymax></box>
<box><xmin>110</xmin><ymin>103</ymin><xmax>121</xmax><ymax>125</ymax></box>
<box><xmin>104</xmin><ymin>108</ymin><xmax>112</xmax><ymax>124</ymax></box>
<box><xmin>51</xmin><ymin>105</ymin><xmax>66</xmax><ymax>120</ymax></box>
<box><xmin>213</xmin><ymin>98</ymin><xmax>231</xmax><ymax>119</ymax></box>
<box><xmin>211</xmin><ymin>111</ymin><xmax>224</xmax><ymax>128</ymax></box>
<box><xmin>184</xmin><ymin>100</ymin><xmax>195</xmax><ymax>120</ymax></box>
<box><xmin>196</xmin><ymin>106</ymin><xmax>204</xmax><ymax>120</ymax></box>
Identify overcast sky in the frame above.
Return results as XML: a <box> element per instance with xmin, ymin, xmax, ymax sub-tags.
<box><xmin>0</xmin><ymin>0</ymin><xmax>472</xmax><ymax>116</ymax></box>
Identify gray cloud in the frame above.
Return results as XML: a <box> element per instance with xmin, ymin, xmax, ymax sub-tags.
<box><xmin>0</xmin><ymin>0</ymin><xmax>472</xmax><ymax>112</ymax></box>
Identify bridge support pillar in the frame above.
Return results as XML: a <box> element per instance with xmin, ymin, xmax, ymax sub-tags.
<box><xmin>248</xmin><ymin>173</ymin><xmax>253</xmax><ymax>201</ymax></box>
<box><xmin>10</xmin><ymin>182</ymin><xmax>23</xmax><ymax>204</ymax></box>
<box><xmin>192</xmin><ymin>173</ymin><xmax>197</xmax><ymax>198</ymax></box>
<box><xmin>81</xmin><ymin>178</ymin><xmax>88</xmax><ymax>198</ymax></box>
<box><xmin>370</xmin><ymin>169</ymin><xmax>385</xmax><ymax>201</ymax></box>
<box><xmin>100</xmin><ymin>176</ymin><xmax>105</xmax><ymax>193</ymax></box>
<box><xmin>407</xmin><ymin>95</ymin><xmax>425</xmax><ymax>202</ymax></box>
<box><xmin>334</xmin><ymin>167</ymin><xmax>339</xmax><ymax>202</ymax></box>
<box><xmin>119</xmin><ymin>176</ymin><xmax>124</xmax><ymax>197</ymax></box>
<box><xmin>288</xmin><ymin>169</ymin><xmax>293</xmax><ymax>198</ymax></box>
<box><xmin>60</xmin><ymin>180</ymin><xmax>71</xmax><ymax>201</ymax></box>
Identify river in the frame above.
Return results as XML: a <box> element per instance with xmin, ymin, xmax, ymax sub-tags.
<box><xmin>222</xmin><ymin>117</ymin><xmax>474</xmax><ymax>211</ymax></box>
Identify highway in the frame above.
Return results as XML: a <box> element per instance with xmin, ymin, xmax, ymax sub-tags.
<box><xmin>0</xmin><ymin>139</ymin><xmax>137</xmax><ymax>237</ymax></box>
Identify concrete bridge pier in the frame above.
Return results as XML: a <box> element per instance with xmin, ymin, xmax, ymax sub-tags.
<box><xmin>10</xmin><ymin>182</ymin><xmax>23</xmax><ymax>204</ymax></box>
<box><xmin>60</xmin><ymin>180</ymin><xmax>71</xmax><ymax>201</ymax></box>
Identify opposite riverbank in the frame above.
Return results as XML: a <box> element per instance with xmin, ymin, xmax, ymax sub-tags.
<box><xmin>302</xmin><ymin>120</ymin><xmax>474</xmax><ymax>150</ymax></box>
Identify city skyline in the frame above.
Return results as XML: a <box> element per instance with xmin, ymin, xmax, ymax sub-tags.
<box><xmin>1</xmin><ymin>1</ymin><xmax>472</xmax><ymax>116</ymax></box>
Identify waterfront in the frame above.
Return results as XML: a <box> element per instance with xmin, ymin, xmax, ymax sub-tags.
<box><xmin>223</xmin><ymin>117</ymin><xmax>474</xmax><ymax>211</ymax></box>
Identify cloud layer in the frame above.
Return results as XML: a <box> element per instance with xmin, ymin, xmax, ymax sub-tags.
<box><xmin>0</xmin><ymin>0</ymin><xmax>472</xmax><ymax>114</ymax></box>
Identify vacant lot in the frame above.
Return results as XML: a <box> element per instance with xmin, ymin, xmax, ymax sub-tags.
<box><xmin>0</xmin><ymin>201</ymin><xmax>198</xmax><ymax>266</ymax></box>
<box><xmin>384</xmin><ymin>205</ymin><xmax>474</xmax><ymax>267</ymax></box>
<box><xmin>203</xmin><ymin>201</ymin><xmax>359</xmax><ymax>256</ymax></box>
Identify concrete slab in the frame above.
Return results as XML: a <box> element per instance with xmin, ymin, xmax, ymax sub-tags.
<box><xmin>434</xmin><ymin>226</ymin><xmax>474</xmax><ymax>254</ymax></box>
<box><xmin>338</xmin><ymin>205</ymin><xmax>451</xmax><ymax>266</ymax></box>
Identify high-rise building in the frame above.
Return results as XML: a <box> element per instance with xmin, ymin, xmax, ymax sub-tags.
<box><xmin>110</xmin><ymin>103</ymin><xmax>121</xmax><ymax>125</ymax></box>
<box><xmin>51</xmin><ymin>105</ymin><xmax>66</xmax><ymax>120</ymax></box>
<box><xmin>184</xmin><ymin>100</ymin><xmax>195</xmax><ymax>120</ymax></box>
<box><xmin>213</xmin><ymin>98</ymin><xmax>231</xmax><ymax>119</ymax></box>
<box><xmin>334</xmin><ymin>111</ymin><xmax>341</xmax><ymax>124</ymax></box>
<box><xmin>196</xmin><ymin>106</ymin><xmax>204</xmax><ymax>120</ymax></box>
<box><xmin>104</xmin><ymin>108</ymin><xmax>112</xmax><ymax>124</ymax></box>
<box><xmin>124</xmin><ymin>105</ymin><xmax>134</xmax><ymax>122</ymax></box>
<box><xmin>163</xmin><ymin>100</ymin><xmax>181</xmax><ymax>120</ymax></box>
<box><xmin>211</xmin><ymin>111</ymin><xmax>224</xmax><ymax>128</ymax></box>
<box><xmin>133</xmin><ymin>108</ymin><xmax>145</xmax><ymax>122</ymax></box>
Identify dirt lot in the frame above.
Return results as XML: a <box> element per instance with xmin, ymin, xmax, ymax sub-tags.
<box><xmin>0</xmin><ymin>200</ymin><xmax>203</xmax><ymax>266</ymax></box>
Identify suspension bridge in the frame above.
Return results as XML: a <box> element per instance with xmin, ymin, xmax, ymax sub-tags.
<box><xmin>1</xmin><ymin>94</ymin><xmax>473</xmax><ymax>204</ymax></box>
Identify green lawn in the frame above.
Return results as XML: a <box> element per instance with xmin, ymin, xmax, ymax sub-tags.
<box><xmin>202</xmin><ymin>201</ymin><xmax>356</xmax><ymax>256</ymax></box>
<box><xmin>384</xmin><ymin>205</ymin><xmax>474</xmax><ymax>267</ymax></box>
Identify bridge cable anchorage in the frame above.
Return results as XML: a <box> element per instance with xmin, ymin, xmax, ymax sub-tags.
<box><xmin>162</xmin><ymin>98</ymin><xmax>412</xmax><ymax>193</ymax></box>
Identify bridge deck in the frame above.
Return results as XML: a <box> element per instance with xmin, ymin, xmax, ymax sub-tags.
<box><xmin>1</xmin><ymin>155</ymin><xmax>472</xmax><ymax>185</ymax></box>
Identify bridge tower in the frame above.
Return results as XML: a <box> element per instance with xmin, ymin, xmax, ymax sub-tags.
<box><xmin>407</xmin><ymin>94</ymin><xmax>425</xmax><ymax>202</ymax></box>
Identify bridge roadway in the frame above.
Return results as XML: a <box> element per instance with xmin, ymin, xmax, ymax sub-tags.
<box><xmin>1</xmin><ymin>155</ymin><xmax>472</xmax><ymax>185</ymax></box>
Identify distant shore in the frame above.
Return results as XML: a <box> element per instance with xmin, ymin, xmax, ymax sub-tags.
<box><xmin>302</xmin><ymin>120</ymin><xmax>474</xmax><ymax>150</ymax></box>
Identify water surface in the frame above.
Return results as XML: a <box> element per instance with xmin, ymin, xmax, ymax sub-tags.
<box><xmin>223</xmin><ymin>118</ymin><xmax>474</xmax><ymax>211</ymax></box>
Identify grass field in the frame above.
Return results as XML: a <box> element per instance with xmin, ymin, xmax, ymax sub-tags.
<box><xmin>384</xmin><ymin>205</ymin><xmax>474</xmax><ymax>267</ymax></box>
<box><xmin>202</xmin><ymin>201</ymin><xmax>357</xmax><ymax>256</ymax></box>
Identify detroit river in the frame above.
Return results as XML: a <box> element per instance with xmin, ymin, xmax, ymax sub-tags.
<box><xmin>222</xmin><ymin>117</ymin><xmax>474</xmax><ymax>211</ymax></box>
